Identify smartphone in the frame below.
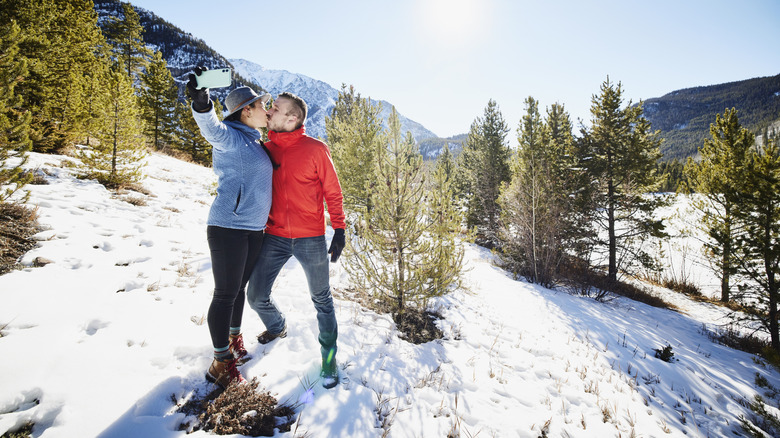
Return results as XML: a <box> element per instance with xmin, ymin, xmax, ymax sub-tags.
<box><xmin>195</xmin><ymin>68</ymin><xmax>232</xmax><ymax>89</ymax></box>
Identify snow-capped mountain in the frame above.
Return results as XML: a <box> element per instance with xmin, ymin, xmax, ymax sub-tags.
<box><xmin>231</xmin><ymin>59</ymin><xmax>438</xmax><ymax>141</ymax></box>
<box><xmin>229</xmin><ymin>59</ymin><xmax>339</xmax><ymax>140</ymax></box>
<box><xmin>94</xmin><ymin>0</ymin><xmax>438</xmax><ymax>143</ymax></box>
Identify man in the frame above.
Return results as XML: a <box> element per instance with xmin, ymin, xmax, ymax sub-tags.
<box><xmin>246</xmin><ymin>92</ymin><xmax>346</xmax><ymax>389</ymax></box>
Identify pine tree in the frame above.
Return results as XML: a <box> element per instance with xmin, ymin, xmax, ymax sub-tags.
<box><xmin>499</xmin><ymin>98</ymin><xmax>580</xmax><ymax>287</ymax></box>
<box><xmin>435</xmin><ymin>143</ymin><xmax>457</xmax><ymax>182</ymax></box>
<box><xmin>0</xmin><ymin>21</ymin><xmax>32</xmax><ymax>202</ymax></box>
<box><xmin>500</xmin><ymin>97</ymin><xmax>550</xmax><ymax>283</ymax></box>
<box><xmin>325</xmin><ymin>84</ymin><xmax>384</xmax><ymax>213</ymax></box>
<box><xmin>683</xmin><ymin>108</ymin><xmax>753</xmax><ymax>302</ymax></box>
<box><xmin>56</xmin><ymin>0</ymin><xmax>113</xmax><ymax>146</ymax></box>
<box><xmin>80</xmin><ymin>45</ymin><xmax>113</xmax><ymax>148</ymax></box>
<box><xmin>733</xmin><ymin>136</ymin><xmax>780</xmax><ymax>352</ymax></box>
<box><xmin>458</xmin><ymin>99</ymin><xmax>511</xmax><ymax>247</ymax></box>
<box><xmin>103</xmin><ymin>1</ymin><xmax>151</xmax><ymax>84</ymax></box>
<box><xmin>140</xmin><ymin>50</ymin><xmax>179</xmax><ymax>151</ymax></box>
<box><xmin>0</xmin><ymin>0</ymin><xmax>111</xmax><ymax>152</ymax></box>
<box><xmin>345</xmin><ymin>108</ymin><xmax>434</xmax><ymax>312</ymax></box>
<box><xmin>545</xmin><ymin>103</ymin><xmax>578</xmax><ymax>186</ymax></box>
<box><xmin>78</xmin><ymin>68</ymin><xmax>146</xmax><ymax>188</ymax></box>
<box><xmin>581</xmin><ymin>78</ymin><xmax>667</xmax><ymax>282</ymax></box>
<box><xmin>657</xmin><ymin>159</ymin><xmax>686</xmax><ymax>193</ymax></box>
<box><xmin>546</xmin><ymin>103</ymin><xmax>593</xmax><ymax>260</ymax></box>
<box><xmin>423</xmin><ymin>144</ymin><xmax>466</xmax><ymax>296</ymax></box>
<box><xmin>75</xmin><ymin>1</ymin><xmax>149</xmax><ymax>187</ymax></box>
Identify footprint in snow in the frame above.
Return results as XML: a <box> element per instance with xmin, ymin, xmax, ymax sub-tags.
<box><xmin>84</xmin><ymin>319</ymin><xmax>110</xmax><ymax>336</ymax></box>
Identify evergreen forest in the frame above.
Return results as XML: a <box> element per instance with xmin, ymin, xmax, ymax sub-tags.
<box><xmin>643</xmin><ymin>74</ymin><xmax>780</xmax><ymax>161</ymax></box>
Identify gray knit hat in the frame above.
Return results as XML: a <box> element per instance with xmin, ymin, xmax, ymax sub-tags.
<box><xmin>225</xmin><ymin>86</ymin><xmax>272</xmax><ymax>117</ymax></box>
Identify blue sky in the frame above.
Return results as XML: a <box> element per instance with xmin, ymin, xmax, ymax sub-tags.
<box><xmin>128</xmin><ymin>0</ymin><xmax>780</xmax><ymax>138</ymax></box>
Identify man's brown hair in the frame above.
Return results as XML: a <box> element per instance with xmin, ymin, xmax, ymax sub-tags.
<box><xmin>279</xmin><ymin>91</ymin><xmax>307</xmax><ymax>130</ymax></box>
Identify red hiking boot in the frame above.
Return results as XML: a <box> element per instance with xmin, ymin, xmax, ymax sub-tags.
<box><xmin>205</xmin><ymin>357</ymin><xmax>245</xmax><ymax>389</ymax></box>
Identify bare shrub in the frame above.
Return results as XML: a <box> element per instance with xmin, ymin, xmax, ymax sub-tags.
<box><xmin>0</xmin><ymin>202</ymin><xmax>40</xmax><ymax>275</ymax></box>
<box><xmin>662</xmin><ymin>277</ymin><xmax>702</xmax><ymax>297</ymax></box>
<box><xmin>177</xmin><ymin>378</ymin><xmax>295</xmax><ymax>436</ymax></box>
<box><xmin>22</xmin><ymin>168</ymin><xmax>49</xmax><ymax>185</ymax></box>
<box><xmin>119</xmin><ymin>195</ymin><xmax>147</xmax><ymax>206</ymax></box>
<box><xmin>702</xmin><ymin>324</ymin><xmax>775</xmax><ymax>362</ymax></box>
<box><xmin>559</xmin><ymin>256</ymin><xmax>675</xmax><ymax>309</ymax></box>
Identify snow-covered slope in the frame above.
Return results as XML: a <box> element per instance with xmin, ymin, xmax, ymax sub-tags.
<box><xmin>0</xmin><ymin>152</ymin><xmax>778</xmax><ymax>437</ymax></box>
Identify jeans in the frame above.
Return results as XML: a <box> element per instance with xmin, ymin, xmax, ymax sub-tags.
<box><xmin>247</xmin><ymin>233</ymin><xmax>338</xmax><ymax>359</ymax></box>
<box><xmin>206</xmin><ymin>226</ymin><xmax>264</xmax><ymax>350</ymax></box>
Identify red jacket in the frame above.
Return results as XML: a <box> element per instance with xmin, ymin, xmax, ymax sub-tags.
<box><xmin>264</xmin><ymin>126</ymin><xmax>345</xmax><ymax>238</ymax></box>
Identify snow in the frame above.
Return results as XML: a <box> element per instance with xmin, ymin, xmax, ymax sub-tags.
<box><xmin>1</xmin><ymin>151</ymin><xmax>778</xmax><ymax>437</ymax></box>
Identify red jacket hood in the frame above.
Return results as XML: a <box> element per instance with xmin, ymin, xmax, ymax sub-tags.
<box><xmin>264</xmin><ymin>126</ymin><xmax>346</xmax><ymax>238</ymax></box>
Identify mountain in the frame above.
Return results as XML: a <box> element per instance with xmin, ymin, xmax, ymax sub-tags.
<box><xmin>94</xmin><ymin>0</ymin><xmax>437</xmax><ymax>143</ymax></box>
<box><xmin>230</xmin><ymin>59</ymin><xmax>437</xmax><ymax>141</ymax></box>
<box><xmin>418</xmin><ymin>134</ymin><xmax>467</xmax><ymax>160</ymax></box>
<box><xmin>93</xmin><ymin>0</ymin><xmax>257</xmax><ymax>107</ymax></box>
<box><xmin>642</xmin><ymin>74</ymin><xmax>780</xmax><ymax>161</ymax></box>
<box><xmin>227</xmin><ymin>59</ymin><xmax>339</xmax><ymax>140</ymax></box>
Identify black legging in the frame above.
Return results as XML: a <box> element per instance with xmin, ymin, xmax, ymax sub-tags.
<box><xmin>206</xmin><ymin>226</ymin><xmax>264</xmax><ymax>350</ymax></box>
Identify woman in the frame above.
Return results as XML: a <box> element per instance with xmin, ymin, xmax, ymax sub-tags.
<box><xmin>187</xmin><ymin>69</ymin><xmax>273</xmax><ymax>388</ymax></box>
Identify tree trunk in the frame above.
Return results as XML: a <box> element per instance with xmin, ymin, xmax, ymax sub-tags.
<box><xmin>531</xmin><ymin>168</ymin><xmax>539</xmax><ymax>283</ymax></box>
<box><xmin>721</xmin><ymin>237</ymin><xmax>731</xmax><ymax>302</ymax></box>
<box><xmin>397</xmin><ymin>229</ymin><xmax>405</xmax><ymax>312</ymax></box>
<box><xmin>607</xmin><ymin>179</ymin><xmax>617</xmax><ymax>281</ymax></box>
<box><xmin>764</xmin><ymin>221</ymin><xmax>779</xmax><ymax>352</ymax></box>
<box><xmin>768</xmin><ymin>275</ymin><xmax>779</xmax><ymax>353</ymax></box>
<box><xmin>721</xmin><ymin>206</ymin><xmax>731</xmax><ymax>302</ymax></box>
<box><xmin>112</xmin><ymin>99</ymin><xmax>118</xmax><ymax>179</ymax></box>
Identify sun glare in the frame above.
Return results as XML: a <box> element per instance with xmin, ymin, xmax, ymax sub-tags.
<box><xmin>416</xmin><ymin>0</ymin><xmax>488</xmax><ymax>48</ymax></box>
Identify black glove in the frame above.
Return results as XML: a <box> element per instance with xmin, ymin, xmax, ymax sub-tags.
<box><xmin>187</xmin><ymin>66</ymin><xmax>212</xmax><ymax>112</ymax></box>
<box><xmin>328</xmin><ymin>228</ymin><xmax>345</xmax><ymax>263</ymax></box>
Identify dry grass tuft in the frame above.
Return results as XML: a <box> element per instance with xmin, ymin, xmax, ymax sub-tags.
<box><xmin>0</xmin><ymin>202</ymin><xmax>40</xmax><ymax>275</ymax></box>
<box><xmin>1</xmin><ymin>421</ymin><xmax>34</xmax><ymax>437</ymax></box>
<box><xmin>175</xmin><ymin>378</ymin><xmax>295</xmax><ymax>436</ymax></box>
<box><xmin>559</xmin><ymin>258</ymin><xmax>676</xmax><ymax>310</ymax></box>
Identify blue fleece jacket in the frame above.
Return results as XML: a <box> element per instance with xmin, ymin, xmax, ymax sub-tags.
<box><xmin>192</xmin><ymin>107</ymin><xmax>272</xmax><ymax>231</ymax></box>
